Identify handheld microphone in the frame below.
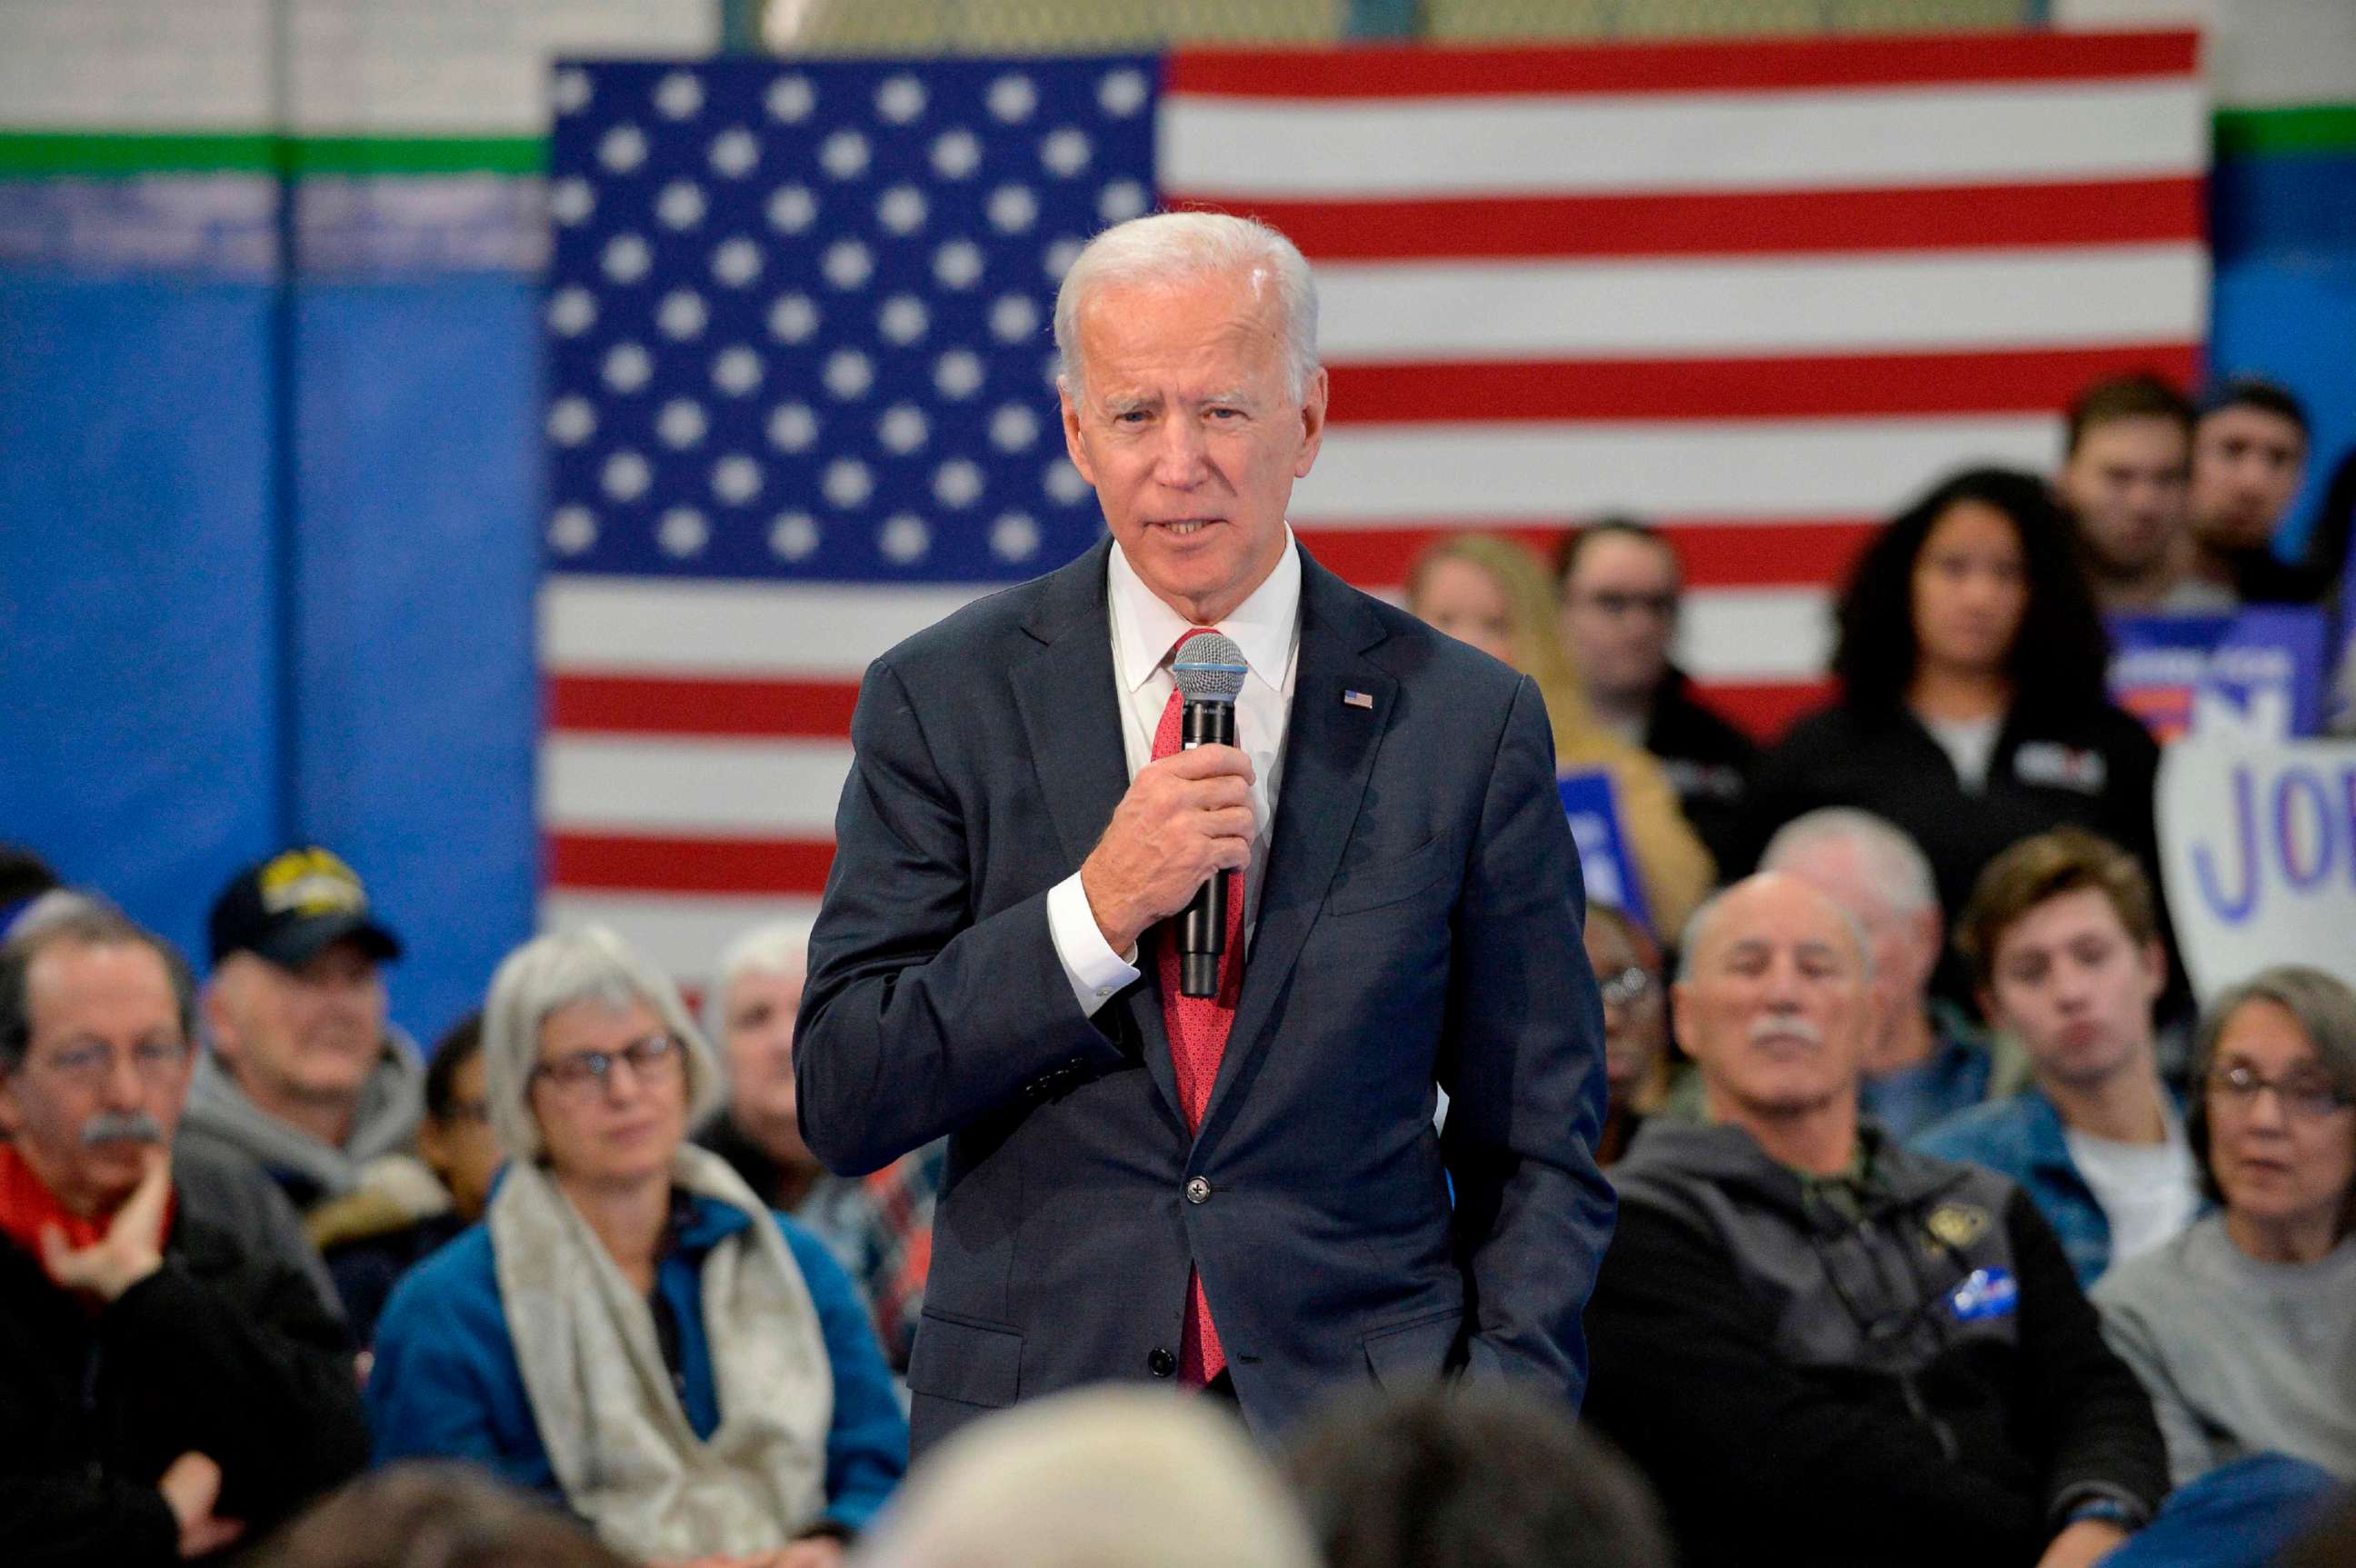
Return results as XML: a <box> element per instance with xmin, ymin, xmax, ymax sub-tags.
<box><xmin>1170</xmin><ymin>632</ymin><xmax>1249</xmax><ymax>998</ymax></box>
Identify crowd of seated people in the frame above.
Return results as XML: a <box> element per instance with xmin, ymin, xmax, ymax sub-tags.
<box><xmin>7</xmin><ymin>357</ymin><xmax>2356</xmax><ymax>1566</ymax></box>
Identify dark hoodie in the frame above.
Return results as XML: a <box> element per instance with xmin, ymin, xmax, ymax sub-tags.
<box><xmin>1584</xmin><ymin>1121</ymin><xmax>2164</xmax><ymax>1568</ymax></box>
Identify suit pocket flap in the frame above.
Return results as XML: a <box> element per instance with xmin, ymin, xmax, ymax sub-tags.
<box><xmin>1361</xmin><ymin>1307</ymin><xmax>1463</xmax><ymax>1389</ymax></box>
<box><xmin>907</xmin><ymin>1311</ymin><xmax>1023</xmax><ymax>1409</ymax></box>
<box><xmin>1325</xmin><ymin>838</ymin><xmax>1451</xmax><ymax>916</ymax></box>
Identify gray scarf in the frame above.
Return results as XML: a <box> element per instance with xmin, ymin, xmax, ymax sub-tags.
<box><xmin>487</xmin><ymin>1144</ymin><xmax>833</xmax><ymax>1559</ymax></box>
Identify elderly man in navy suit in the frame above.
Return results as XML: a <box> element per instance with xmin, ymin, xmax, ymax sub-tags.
<box><xmin>795</xmin><ymin>211</ymin><xmax>1613</xmax><ymax>1453</ymax></box>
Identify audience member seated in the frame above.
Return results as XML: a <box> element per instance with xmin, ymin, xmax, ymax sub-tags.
<box><xmin>1739</xmin><ymin>468</ymin><xmax>2167</xmax><ymax>963</ymax></box>
<box><xmin>1407</xmin><ymin>533</ymin><xmax>1715</xmax><ymax>936</ymax></box>
<box><xmin>181</xmin><ymin>850</ymin><xmax>454</xmax><ymax>1323</ymax></box>
<box><xmin>315</xmin><ymin>1011</ymin><xmax>500</xmax><ymax>1344</ymax></box>
<box><xmin>1555</xmin><ymin>518</ymin><xmax>1757</xmax><ymax>874</ymax></box>
<box><xmin>2188</xmin><ymin>378</ymin><xmax>2331</xmax><ymax>605</ymax></box>
<box><xmin>256</xmin><ymin>1463</ymin><xmax>634</xmax><ymax>1568</ymax></box>
<box><xmin>2093</xmin><ymin>966</ymin><xmax>2356</xmax><ymax>1484</ymax></box>
<box><xmin>854</xmin><ymin>1387</ymin><xmax>1319</xmax><ymax>1568</ymax></box>
<box><xmin>1582</xmin><ymin>903</ymin><xmax>1672</xmax><ymax>1164</ymax></box>
<box><xmin>1583</xmin><ymin>872</ymin><xmax>2169</xmax><ymax>1568</ymax></box>
<box><xmin>2058</xmin><ymin>373</ymin><xmax>2217</xmax><ymax>614</ymax></box>
<box><xmin>367</xmin><ymin>925</ymin><xmax>906</xmax><ymax>1565</ymax></box>
<box><xmin>0</xmin><ymin>843</ymin><xmax>64</xmax><ymax>941</ymax></box>
<box><xmin>0</xmin><ymin>906</ymin><xmax>368</xmax><ymax>1565</ymax></box>
<box><xmin>698</xmin><ymin>921</ymin><xmax>943</xmax><ymax>1373</ymax></box>
<box><xmin>1285</xmin><ymin>1383</ymin><xmax>1673</xmax><ymax>1568</ymax></box>
<box><xmin>1760</xmin><ymin>808</ymin><xmax>1994</xmax><ymax>1139</ymax></box>
<box><xmin>1920</xmin><ymin>830</ymin><xmax>2201</xmax><ymax>1286</ymax></box>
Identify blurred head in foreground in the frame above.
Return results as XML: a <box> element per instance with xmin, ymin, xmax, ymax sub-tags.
<box><xmin>854</xmin><ymin>1387</ymin><xmax>1318</xmax><ymax>1568</ymax></box>
<box><xmin>1286</xmin><ymin>1382</ymin><xmax>1673</xmax><ymax>1568</ymax></box>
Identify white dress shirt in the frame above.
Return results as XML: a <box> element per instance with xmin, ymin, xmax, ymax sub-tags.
<box><xmin>1043</xmin><ymin>530</ymin><xmax>1303</xmax><ymax>1017</ymax></box>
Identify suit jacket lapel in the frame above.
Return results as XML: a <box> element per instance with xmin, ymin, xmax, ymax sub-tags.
<box><xmin>1010</xmin><ymin>537</ymin><xmax>1183</xmax><ymax>1124</ymax></box>
<box><xmin>1198</xmin><ymin>547</ymin><xmax>1394</xmax><ymax>1138</ymax></box>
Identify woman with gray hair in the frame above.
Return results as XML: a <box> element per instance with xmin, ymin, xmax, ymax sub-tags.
<box><xmin>2092</xmin><ymin>965</ymin><xmax>2356</xmax><ymax>1484</ymax></box>
<box><xmin>365</xmin><ymin>927</ymin><xmax>908</xmax><ymax>1567</ymax></box>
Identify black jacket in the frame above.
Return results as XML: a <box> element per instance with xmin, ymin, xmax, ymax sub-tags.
<box><xmin>1641</xmin><ymin>669</ymin><xmax>1757</xmax><ymax>877</ymax></box>
<box><xmin>0</xmin><ymin>1209</ymin><xmax>370</xmax><ymax>1566</ymax></box>
<box><xmin>1585</xmin><ymin>1122</ymin><xmax>2167</xmax><ymax>1568</ymax></box>
<box><xmin>1735</xmin><ymin>697</ymin><xmax>2175</xmax><ymax>1008</ymax></box>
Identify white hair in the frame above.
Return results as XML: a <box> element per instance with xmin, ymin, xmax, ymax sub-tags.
<box><xmin>854</xmin><ymin>1387</ymin><xmax>1320</xmax><ymax>1568</ymax></box>
<box><xmin>1759</xmin><ymin>807</ymin><xmax>1939</xmax><ymax>917</ymax></box>
<box><xmin>1053</xmin><ymin>211</ymin><xmax>1320</xmax><ymax>404</ymax></box>
<box><xmin>701</xmin><ymin>916</ymin><xmax>815</xmax><ymax>1047</ymax></box>
<box><xmin>480</xmin><ymin>925</ymin><xmax>724</xmax><ymax>1164</ymax></box>
<box><xmin>1675</xmin><ymin>874</ymin><xmax>1875</xmax><ymax>986</ymax></box>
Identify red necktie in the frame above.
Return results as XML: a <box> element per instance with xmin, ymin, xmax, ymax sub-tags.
<box><xmin>1153</xmin><ymin>632</ymin><xmax>1245</xmax><ymax>1386</ymax></box>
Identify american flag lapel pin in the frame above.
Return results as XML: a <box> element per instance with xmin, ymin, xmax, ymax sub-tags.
<box><xmin>1343</xmin><ymin>688</ymin><xmax>1374</xmax><ymax>710</ymax></box>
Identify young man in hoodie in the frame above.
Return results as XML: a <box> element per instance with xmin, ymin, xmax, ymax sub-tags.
<box><xmin>1582</xmin><ymin>871</ymin><xmax>2167</xmax><ymax>1568</ymax></box>
<box><xmin>176</xmin><ymin>848</ymin><xmax>449</xmax><ymax>1322</ymax></box>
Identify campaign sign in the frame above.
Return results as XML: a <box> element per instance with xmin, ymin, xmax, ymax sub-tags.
<box><xmin>2157</xmin><ymin>739</ymin><xmax>2356</xmax><ymax>998</ymax></box>
<box><xmin>2108</xmin><ymin>606</ymin><xmax>2331</xmax><ymax>744</ymax></box>
<box><xmin>1558</xmin><ymin>769</ymin><xmax>1652</xmax><ymax>934</ymax></box>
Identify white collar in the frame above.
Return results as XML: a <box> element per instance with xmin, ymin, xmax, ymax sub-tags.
<box><xmin>1106</xmin><ymin>526</ymin><xmax>1302</xmax><ymax>694</ymax></box>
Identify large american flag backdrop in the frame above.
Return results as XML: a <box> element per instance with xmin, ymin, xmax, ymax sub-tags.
<box><xmin>540</xmin><ymin>31</ymin><xmax>2207</xmax><ymax>979</ymax></box>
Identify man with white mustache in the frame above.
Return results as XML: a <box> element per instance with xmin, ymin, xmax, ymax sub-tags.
<box><xmin>0</xmin><ymin>904</ymin><xmax>366</xmax><ymax>1564</ymax></box>
<box><xmin>1582</xmin><ymin>872</ymin><xmax>2173</xmax><ymax>1568</ymax></box>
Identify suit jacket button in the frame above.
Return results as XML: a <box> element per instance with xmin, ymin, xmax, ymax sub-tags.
<box><xmin>1184</xmin><ymin>1175</ymin><xmax>1212</xmax><ymax>1205</ymax></box>
<box><xmin>1147</xmin><ymin>1346</ymin><xmax>1177</xmax><ymax>1378</ymax></box>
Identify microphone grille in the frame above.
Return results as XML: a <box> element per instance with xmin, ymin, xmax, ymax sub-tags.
<box><xmin>1172</xmin><ymin>632</ymin><xmax>1248</xmax><ymax>704</ymax></box>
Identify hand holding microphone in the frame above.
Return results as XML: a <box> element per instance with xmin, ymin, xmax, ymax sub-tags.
<box><xmin>1079</xmin><ymin>633</ymin><xmax>1253</xmax><ymax>988</ymax></box>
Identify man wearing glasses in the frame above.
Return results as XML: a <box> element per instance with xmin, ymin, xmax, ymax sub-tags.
<box><xmin>1557</xmin><ymin>518</ymin><xmax>1756</xmax><ymax>874</ymax></box>
<box><xmin>0</xmin><ymin>904</ymin><xmax>367</xmax><ymax>1564</ymax></box>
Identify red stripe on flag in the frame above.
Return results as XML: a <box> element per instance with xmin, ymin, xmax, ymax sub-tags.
<box><xmin>1168</xmin><ymin>178</ymin><xmax>2203</xmax><ymax>262</ymax></box>
<box><xmin>1700</xmin><ymin>679</ymin><xmax>1835</xmax><ymax>744</ymax></box>
<box><xmin>1296</xmin><ymin>522</ymin><xmax>1873</xmax><ymax>589</ymax></box>
<box><xmin>548</xmin><ymin>834</ymin><xmax>834</xmax><ymax>894</ymax></box>
<box><xmin>1328</xmin><ymin>341</ymin><xmax>2205</xmax><ymax>424</ymax></box>
<box><xmin>1165</xmin><ymin>33</ymin><xmax>2199</xmax><ymax>100</ymax></box>
<box><xmin>1323</xmin><ymin>343</ymin><xmax>2201</xmax><ymax>424</ymax></box>
<box><xmin>549</xmin><ymin>674</ymin><xmax>859</xmax><ymax>738</ymax></box>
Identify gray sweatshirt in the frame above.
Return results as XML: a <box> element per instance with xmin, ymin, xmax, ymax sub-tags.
<box><xmin>2092</xmin><ymin>1214</ymin><xmax>2356</xmax><ymax>1484</ymax></box>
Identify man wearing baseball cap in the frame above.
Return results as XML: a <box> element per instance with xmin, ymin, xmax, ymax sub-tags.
<box><xmin>177</xmin><ymin>850</ymin><xmax>447</xmax><ymax>1333</ymax></box>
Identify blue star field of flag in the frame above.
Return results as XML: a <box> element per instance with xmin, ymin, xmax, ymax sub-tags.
<box><xmin>544</xmin><ymin>56</ymin><xmax>1157</xmax><ymax>582</ymax></box>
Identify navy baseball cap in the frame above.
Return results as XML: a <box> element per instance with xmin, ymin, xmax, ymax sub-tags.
<box><xmin>207</xmin><ymin>848</ymin><xmax>403</xmax><ymax>970</ymax></box>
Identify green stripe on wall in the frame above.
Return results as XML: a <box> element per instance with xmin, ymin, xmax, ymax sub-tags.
<box><xmin>2215</xmin><ymin>105</ymin><xmax>2356</xmax><ymax>160</ymax></box>
<box><xmin>0</xmin><ymin>131</ymin><xmax>544</xmax><ymax>177</ymax></box>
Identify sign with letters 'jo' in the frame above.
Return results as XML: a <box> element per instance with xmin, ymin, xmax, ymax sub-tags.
<box><xmin>1558</xmin><ymin>770</ymin><xmax>1652</xmax><ymax>934</ymax></box>
<box><xmin>2156</xmin><ymin>739</ymin><xmax>2356</xmax><ymax>1000</ymax></box>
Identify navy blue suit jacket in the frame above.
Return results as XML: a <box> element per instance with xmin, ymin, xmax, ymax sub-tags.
<box><xmin>795</xmin><ymin>538</ymin><xmax>1614</xmax><ymax>1452</ymax></box>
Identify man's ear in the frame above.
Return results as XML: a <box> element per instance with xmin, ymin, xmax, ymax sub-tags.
<box><xmin>200</xmin><ymin>972</ymin><xmax>240</xmax><ymax>1064</ymax></box>
<box><xmin>1668</xmin><ymin>980</ymin><xmax>1699</xmax><ymax>1064</ymax></box>
<box><xmin>0</xmin><ymin>1068</ymin><xmax>24</xmax><ymax>1138</ymax></box>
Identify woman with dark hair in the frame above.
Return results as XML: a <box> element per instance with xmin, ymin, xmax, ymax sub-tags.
<box><xmin>1735</xmin><ymin>467</ymin><xmax>2163</xmax><ymax>931</ymax></box>
<box><xmin>2093</xmin><ymin>966</ymin><xmax>2356</xmax><ymax>1485</ymax></box>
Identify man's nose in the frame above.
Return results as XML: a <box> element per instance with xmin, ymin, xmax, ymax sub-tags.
<box><xmin>1153</xmin><ymin>418</ymin><xmax>1208</xmax><ymax>484</ymax></box>
<box><xmin>99</xmin><ymin>1049</ymin><xmax>146</xmax><ymax>1108</ymax></box>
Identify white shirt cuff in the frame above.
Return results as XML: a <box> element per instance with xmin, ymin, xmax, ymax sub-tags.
<box><xmin>1046</xmin><ymin>872</ymin><xmax>1140</xmax><ymax>1017</ymax></box>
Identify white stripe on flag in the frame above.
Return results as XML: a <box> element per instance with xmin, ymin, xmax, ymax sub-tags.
<box><xmin>1313</xmin><ymin>246</ymin><xmax>2205</xmax><ymax>359</ymax></box>
<box><xmin>539</xmin><ymin>890</ymin><xmax>822</xmax><ymax>982</ymax></box>
<box><xmin>1160</xmin><ymin>81</ymin><xmax>2204</xmax><ymax>197</ymax></box>
<box><xmin>1294</xmin><ymin>414</ymin><xmax>2062</xmax><ymax>522</ymax></box>
<box><xmin>544</xmin><ymin>735</ymin><xmax>851</xmax><ymax>835</ymax></box>
<box><xmin>543</xmin><ymin>578</ymin><xmax>987</xmax><ymax>674</ymax></box>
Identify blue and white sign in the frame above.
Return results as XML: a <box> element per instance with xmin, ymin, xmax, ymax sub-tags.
<box><xmin>1558</xmin><ymin>769</ymin><xmax>1652</xmax><ymax>934</ymax></box>
<box><xmin>2108</xmin><ymin>606</ymin><xmax>2331</xmax><ymax>744</ymax></box>
<box><xmin>2157</xmin><ymin>739</ymin><xmax>2356</xmax><ymax>998</ymax></box>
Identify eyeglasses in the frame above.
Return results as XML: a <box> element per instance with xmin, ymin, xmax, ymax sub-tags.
<box><xmin>533</xmin><ymin>1034</ymin><xmax>684</xmax><ymax>1095</ymax></box>
<box><xmin>1598</xmin><ymin>964</ymin><xmax>1657</xmax><ymax>1010</ymax></box>
<box><xmin>34</xmin><ymin>1039</ymin><xmax>191</xmax><ymax>1087</ymax></box>
<box><xmin>2205</xmin><ymin>1063</ymin><xmax>2353</xmax><ymax>1123</ymax></box>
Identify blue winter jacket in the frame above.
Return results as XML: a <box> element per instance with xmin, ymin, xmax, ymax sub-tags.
<box><xmin>366</xmin><ymin>1194</ymin><xmax>907</xmax><ymax>1534</ymax></box>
